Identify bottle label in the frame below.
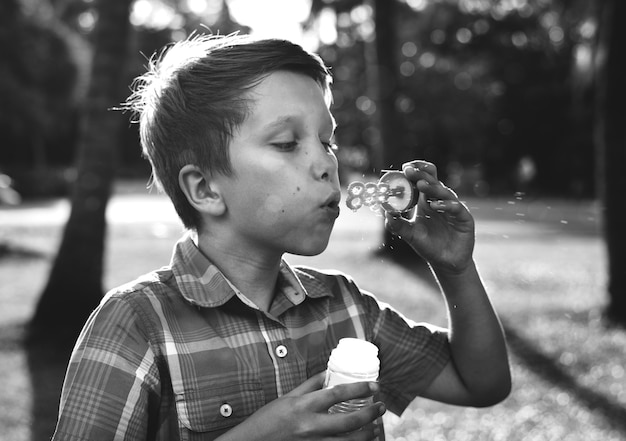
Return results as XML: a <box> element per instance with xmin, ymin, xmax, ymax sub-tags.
<box><xmin>324</xmin><ymin>368</ymin><xmax>372</xmax><ymax>389</ymax></box>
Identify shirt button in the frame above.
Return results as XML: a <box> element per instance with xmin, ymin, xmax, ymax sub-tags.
<box><xmin>275</xmin><ymin>345</ymin><xmax>288</xmax><ymax>358</ymax></box>
<box><xmin>219</xmin><ymin>403</ymin><xmax>233</xmax><ymax>418</ymax></box>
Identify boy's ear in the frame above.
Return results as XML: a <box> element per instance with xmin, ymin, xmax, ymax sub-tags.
<box><xmin>178</xmin><ymin>165</ymin><xmax>226</xmax><ymax>217</ymax></box>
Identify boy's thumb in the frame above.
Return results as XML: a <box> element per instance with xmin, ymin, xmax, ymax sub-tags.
<box><xmin>384</xmin><ymin>213</ymin><xmax>410</xmax><ymax>239</ymax></box>
<box><xmin>385</xmin><ymin>213</ymin><xmax>427</xmax><ymax>250</ymax></box>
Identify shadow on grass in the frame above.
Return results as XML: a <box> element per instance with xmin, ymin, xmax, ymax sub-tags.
<box><xmin>0</xmin><ymin>242</ymin><xmax>47</xmax><ymax>260</ymax></box>
<box><xmin>497</xmin><ymin>322</ymin><xmax>626</xmax><ymax>433</ymax></box>
<box><xmin>0</xmin><ymin>322</ymin><xmax>69</xmax><ymax>441</ymax></box>
<box><xmin>25</xmin><ymin>342</ymin><xmax>70</xmax><ymax>441</ymax></box>
<box><xmin>503</xmin><ymin>325</ymin><xmax>626</xmax><ymax>435</ymax></box>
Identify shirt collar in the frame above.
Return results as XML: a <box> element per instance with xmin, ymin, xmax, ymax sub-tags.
<box><xmin>170</xmin><ymin>234</ymin><xmax>327</xmax><ymax>310</ymax></box>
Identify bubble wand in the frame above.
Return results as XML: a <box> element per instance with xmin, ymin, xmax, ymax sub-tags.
<box><xmin>346</xmin><ymin>170</ymin><xmax>419</xmax><ymax>214</ymax></box>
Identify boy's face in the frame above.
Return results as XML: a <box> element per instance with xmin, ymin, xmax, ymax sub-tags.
<box><xmin>213</xmin><ymin>71</ymin><xmax>341</xmax><ymax>257</ymax></box>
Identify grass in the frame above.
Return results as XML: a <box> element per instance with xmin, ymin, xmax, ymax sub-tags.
<box><xmin>1</xmin><ymin>180</ymin><xmax>624</xmax><ymax>441</ymax></box>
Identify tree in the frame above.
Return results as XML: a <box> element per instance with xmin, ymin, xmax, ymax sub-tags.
<box><xmin>370</xmin><ymin>0</ymin><xmax>419</xmax><ymax>257</ymax></box>
<box><xmin>595</xmin><ymin>0</ymin><xmax>626</xmax><ymax>325</ymax></box>
<box><xmin>27</xmin><ymin>0</ymin><xmax>134</xmax><ymax>350</ymax></box>
<box><xmin>0</xmin><ymin>0</ymin><xmax>84</xmax><ymax>179</ymax></box>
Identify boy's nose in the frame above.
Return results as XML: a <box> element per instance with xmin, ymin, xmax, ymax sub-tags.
<box><xmin>312</xmin><ymin>142</ymin><xmax>338</xmax><ymax>182</ymax></box>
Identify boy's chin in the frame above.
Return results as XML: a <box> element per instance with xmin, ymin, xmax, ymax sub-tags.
<box><xmin>288</xmin><ymin>239</ymin><xmax>331</xmax><ymax>257</ymax></box>
<box><xmin>294</xmin><ymin>249</ymin><xmax>326</xmax><ymax>257</ymax></box>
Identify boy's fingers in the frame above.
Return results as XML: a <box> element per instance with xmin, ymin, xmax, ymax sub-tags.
<box><xmin>430</xmin><ymin>199</ymin><xmax>466</xmax><ymax>214</ymax></box>
<box><xmin>312</xmin><ymin>381</ymin><xmax>379</xmax><ymax>411</ymax></box>
<box><xmin>403</xmin><ymin>160</ymin><xmax>438</xmax><ymax>180</ymax></box>
<box><xmin>414</xmin><ymin>176</ymin><xmax>460</xmax><ymax>206</ymax></box>
<box><xmin>322</xmin><ymin>402</ymin><xmax>386</xmax><ymax>437</ymax></box>
<box><xmin>285</xmin><ymin>372</ymin><xmax>326</xmax><ymax>397</ymax></box>
<box><xmin>290</xmin><ymin>380</ymin><xmax>385</xmax><ymax>438</ymax></box>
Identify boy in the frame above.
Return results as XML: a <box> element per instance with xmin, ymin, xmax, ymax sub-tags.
<box><xmin>52</xmin><ymin>34</ymin><xmax>510</xmax><ymax>441</ymax></box>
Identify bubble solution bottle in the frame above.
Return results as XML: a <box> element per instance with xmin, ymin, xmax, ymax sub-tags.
<box><xmin>324</xmin><ymin>338</ymin><xmax>380</xmax><ymax>414</ymax></box>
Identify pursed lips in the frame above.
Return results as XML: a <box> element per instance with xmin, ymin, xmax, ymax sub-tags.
<box><xmin>321</xmin><ymin>191</ymin><xmax>341</xmax><ymax>218</ymax></box>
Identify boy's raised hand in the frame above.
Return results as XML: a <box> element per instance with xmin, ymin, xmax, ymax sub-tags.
<box><xmin>385</xmin><ymin>160</ymin><xmax>475</xmax><ymax>274</ymax></box>
<box><xmin>218</xmin><ymin>372</ymin><xmax>385</xmax><ymax>441</ymax></box>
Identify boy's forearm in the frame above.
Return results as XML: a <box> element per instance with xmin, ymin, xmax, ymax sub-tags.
<box><xmin>432</xmin><ymin>260</ymin><xmax>511</xmax><ymax>402</ymax></box>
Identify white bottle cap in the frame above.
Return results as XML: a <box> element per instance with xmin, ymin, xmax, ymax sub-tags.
<box><xmin>326</xmin><ymin>338</ymin><xmax>380</xmax><ymax>387</ymax></box>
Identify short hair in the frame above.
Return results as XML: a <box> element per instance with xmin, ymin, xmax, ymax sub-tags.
<box><xmin>124</xmin><ymin>33</ymin><xmax>332</xmax><ymax>230</ymax></box>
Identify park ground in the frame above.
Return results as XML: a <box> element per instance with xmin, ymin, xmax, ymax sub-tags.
<box><xmin>0</xmin><ymin>179</ymin><xmax>625</xmax><ymax>441</ymax></box>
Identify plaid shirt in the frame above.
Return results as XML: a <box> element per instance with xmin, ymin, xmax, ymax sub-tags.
<box><xmin>53</xmin><ymin>235</ymin><xmax>449</xmax><ymax>441</ymax></box>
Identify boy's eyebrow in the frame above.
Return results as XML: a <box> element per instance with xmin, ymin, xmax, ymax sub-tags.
<box><xmin>264</xmin><ymin>115</ymin><xmax>337</xmax><ymax>136</ymax></box>
<box><xmin>265</xmin><ymin>116</ymin><xmax>295</xmax><ymax>132</ymax></box>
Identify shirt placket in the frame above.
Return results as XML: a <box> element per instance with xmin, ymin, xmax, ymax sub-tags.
<box><xmin>256</xmin><ymin>313</ymin><xmax>305</xmax><ymax>397</ymax></box>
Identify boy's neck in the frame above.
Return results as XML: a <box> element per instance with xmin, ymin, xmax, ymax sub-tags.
<box><xmin>193</xmin><ymin>231</ymin><xmax>282</xmax><ymax>312</ymax></box>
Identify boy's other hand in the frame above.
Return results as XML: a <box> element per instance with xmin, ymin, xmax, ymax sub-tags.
<box><xmin>218</xmin><ymin>372</ymin><xmax>385</xmax><ymax>441</ymax></box>
<box><xmin>385</xmin><ymin>160</ymin><xmax>476</xmax><ymax>275</ymax></box>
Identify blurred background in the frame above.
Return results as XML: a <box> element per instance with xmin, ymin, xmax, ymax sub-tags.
<box><xmin>0</xmin><ymin>0</ymin><xmax>612</xmax><ymax>198</ymax></box>
<box><xmin>1</xmin><ymin>0</ymin><xmax>625</xmax><ymax>440</ymax></box>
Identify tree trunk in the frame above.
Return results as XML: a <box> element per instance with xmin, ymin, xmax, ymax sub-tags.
<box><xmin>28</xmin><ymin>0</ymin><xmax>133</xmax><ymax>349</ymax></box>
<box><xmin>372</xmin><ymin>0</ymin><xmax>422</xmax><ymax>259</ymax></box>
<box><xmin>372</xmin><ymin>0</ymin><xmax>400</xmax><ymax>172</ymax></box>
<box><xmin>595</xmin><ymin>0</ymin><xmax>626</xmax><ymax>325</ymax></box>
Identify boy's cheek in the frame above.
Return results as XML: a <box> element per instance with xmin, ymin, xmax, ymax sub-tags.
<box><xmin>254</xmin><ymin>196</ymin><xmax>287</xmax><ymax>223</ymax></box>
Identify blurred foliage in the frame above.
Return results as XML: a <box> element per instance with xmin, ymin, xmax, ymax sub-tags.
<box><xmin>0</xmin><ymin>0</ymin><xmax>87</xmax><ymax>171</ymax></box>
<box><xmin>0</xmin><ymin>0</ymin><xmax>598</xmax><ymax>197</ymax></box>
<box><xmin>316</xmin><ymin>0</ymin><xmax>596</xmax><ymax>197</ymax></box>
<box><xmin>0</xmin><ymin>0</ymin><xmax>247</xmax><ymax>191</ymax></box>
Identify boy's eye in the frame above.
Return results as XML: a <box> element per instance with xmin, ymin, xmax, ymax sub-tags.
<box><xmin>273</xmin><ymin>141</ymin><xmax>298</xmax><ymax>151</ymax></box>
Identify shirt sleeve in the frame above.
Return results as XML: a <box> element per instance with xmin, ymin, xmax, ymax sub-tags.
<box><xmin>357</xmin><ymin>286</ymin><xmax>451</xmax><ymax>416</ymax></box>
<box><xmin>52</xmin><ymin>294</ymin><xmax>161</xmax><ymax>441</ymax></box>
